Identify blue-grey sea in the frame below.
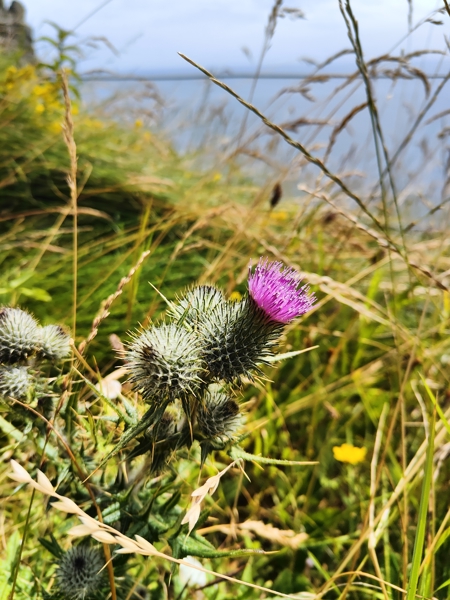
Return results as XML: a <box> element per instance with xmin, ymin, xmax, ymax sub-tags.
<box><xmin>81</xmin><ymin>69</ymin><xmax>450</xmax><ymax>215</ymax></box>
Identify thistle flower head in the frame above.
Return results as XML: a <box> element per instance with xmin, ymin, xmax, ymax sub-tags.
<box><xmin>39</xmin><ymin>324</ymin><xmax>71</xmax><ymax>361</ymax></box>
<box><xmin>0</xmin><ymin>365</ymin><xmax>32</xmax><ymax>400</ymax></box>
<box><xmin>169</xmin><ymin>285</ymin><xmax>225</xmax><ymax>325</ymax></box>
<box><xmin>248</xmin><ymin>258</ymin><xmax>315</xmax><ymax>323</ymax></box>
<box><xmin>199</xmin><ymin>300</ymin><xmax>282</xmax><ymax>382</ymax></box>
<box><xmin>127</xmin><ymin>323</ymin><xmax>204</xmax><ymax>405</ymax></box>
<box><xmin>55</xmin><ymin>546</ymin><xmax>104</xmax><ymax>600</ymax></box>
<box><xmin>197</xmin><ymin>389</ymin><xmax>243</xmax><ymax>441</ymax></box>
<box><xmin>0</xmin><ymin>307</ymin><xmax>41</xmax><ymax>364</ymax></box>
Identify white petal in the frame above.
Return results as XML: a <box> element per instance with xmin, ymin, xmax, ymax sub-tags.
<box><xmin>179</xmin><ymin>556</ymin><xmax>208</xmax><ymax>587</ymax></box>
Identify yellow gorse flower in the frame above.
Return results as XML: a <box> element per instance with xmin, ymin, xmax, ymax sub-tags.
<box><xmin>332</xmin><ymin>443</ymin><xmax>367</xmax><ymax>465</ymax></box>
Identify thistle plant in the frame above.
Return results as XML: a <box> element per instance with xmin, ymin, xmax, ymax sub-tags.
<box><xmin>39</xmin><ymin>324</ymin><xmax>71</xmax><ymax>361</ymax></box>
<box><xmin>55</xmin><ymin>545</ymin><xmax>105</xmax><ymax>600</ymax></box>
<box><xmin>0</xmin><ymin>306</ymin><xmax>71</xmax><ymax>407</ymax></box>
<box><xmin>168</xmin><ymin>285</ymin><xmax>226</xmax><ymax>325</ymax></box>
<box><xmin>0</xmin><ymin>307</ymin><xmax>41</xmax><ymax>364</ymax></box>
<box><xmin>0</xmin><ymin>365</ymin><xmax>33</xmax><ymax>400</ymax></box>
<box><xmin>127</xmin><ymin>323</ymin><xmax>204</xmax><ymax>406</ymax></box>
<box><xmin>108</xmin><ymin>257</ymin><xmax>316</xmax><ymax>473</ymax></box>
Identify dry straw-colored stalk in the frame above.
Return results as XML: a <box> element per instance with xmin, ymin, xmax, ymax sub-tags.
<box><xmin>78</xmin><ymin>249</ymin><xmax>150</xmax><ymax>354</ymax></box>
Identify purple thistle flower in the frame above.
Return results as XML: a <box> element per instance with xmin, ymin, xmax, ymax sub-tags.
<box><xmin>248</xmin><ymin>258</ymin><xmax>315</xmax><ymax>324</ymax></box>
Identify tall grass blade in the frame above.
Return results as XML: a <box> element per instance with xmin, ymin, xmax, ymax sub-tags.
<box><xmin>405</xmin><ymin>409</ymin><xmax>435</xmax><ymax>600</ymax></box>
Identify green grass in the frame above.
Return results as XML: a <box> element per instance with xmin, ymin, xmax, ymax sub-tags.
<box><xmin>1</xmin><ymin>14</ymin><xmax>450</xmax><ymax>599</ymax></box>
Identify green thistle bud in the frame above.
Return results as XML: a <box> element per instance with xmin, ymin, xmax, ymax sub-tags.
<box><xmin>197</xmin><ymin>389</ymin><xmax>243</xmax><ymax>442</ymax></box>
<box><xmin>0</xmin><ymin>365</ymin><xmax>32</xmax><ymax>400</ymax></box>
<box><xmin>55</xmin><ymin>546</ymin><xmax>104</xmax><ymax>600</ymax></box>
<box><xmin>127</xmin><ymin>323</ymin><xmax>205</xmax><ymax>405</ymax></box>
<box><xmin>0</xmin><ymin>307</ymin><xmax>41</xmax><ymax>364</ymax></box>
<box><xmin>39</xmin><ymin>324</ymin><xmax>71</xmax><ymax>361</ymax></box>
<box><xmin>128</xmin><ymin>409</ymin><xmax>176</xmax><ymax>468</ymax></box>
<box><xmin>145</xmin><ymin>407</ymin><xmax>177</xmax><ymax>441</ymax></box>
<box><xmin>169</xmin><ymin>285</ymin><xmax>225</xmax><ymax>326</ymax></box>
<box><xmin>199</xmin><ymin>298</ymin><xmax>283</xmax><ymax>382</ymax></box>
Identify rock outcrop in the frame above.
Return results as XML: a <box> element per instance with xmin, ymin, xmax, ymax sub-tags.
<box><xmin>0</xmin><ymin>1</ymin><xmax>34</xmax><ymax>61</ymax></box>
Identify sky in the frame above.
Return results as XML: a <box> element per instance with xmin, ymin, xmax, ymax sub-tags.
<box><xmin>18</xmin><ymin>0</ymin><xmax>448</xmax><ymax>76</ymax></box>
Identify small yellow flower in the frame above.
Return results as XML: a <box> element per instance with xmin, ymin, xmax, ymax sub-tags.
<box><xmin>229</xmin><ymin>291</ymin><xmax>242</xmax><ymax>302</ymax></box>
<box><xmin>333</xmin><ymin>443</ymin><xmax>367</xmax><ymax>465</ymax></box>
<box><xmin>134</xmin><ymin>119</ymin><xmax>143</xmax><ymax>128</ymax></box>
<box><xmin>212</xmin><ymin>172</ymin><xmax>222</xmax><ymax>182</ymax></box>
<box><xmin>49</xmin><ymin>121</ymin><xmax>62</xmax><ymax>134</ymax></box>
<box><xmin>35</xmin><ymin>103</ymin><xmax>45</xmax><ymax>114</ymax></box>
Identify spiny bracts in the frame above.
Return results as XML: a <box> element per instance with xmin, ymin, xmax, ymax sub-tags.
<box><xmin>196</xmin><ymin>388</ymin><xmax>243</xmax><ymax>442</ymax></box>
<box><xmin>0</xmin><ymin>307</ymin><xmax>41</xmax><ymax>364</ymax></box>
<box><xmin>39</xmin><ymin>324</ymin><xmax>71</xmax><ymax>361</ymax></box>
<box><xmin>127</xmin><ymin>323</ymin><xmax>205</xmax><ymax>405</ymax></box>
<box><xmin>55</xmin><ymin>545</ymin><xmax>104</xmax><ymax>600</ymax></box>
<box><xmin>0</xmin><ymin>365</ymin><xmax>32</xmax><ymax>400</ymax></box>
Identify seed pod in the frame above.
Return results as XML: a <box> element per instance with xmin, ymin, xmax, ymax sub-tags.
<box><xmin>55</xmin><ymin>546</ymin><xmax>104</xmax><ymax>600</ymax></box>
<box><xmin>0</xmin><ymin>307</ymin><xmax>41</xmax><ymax>364</ymax></box>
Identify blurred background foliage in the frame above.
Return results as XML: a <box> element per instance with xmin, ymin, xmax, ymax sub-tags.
<box><xmin>1</xmin><ymin>6</ymin><xmax>450</xmax><ymax>600</ymax></box>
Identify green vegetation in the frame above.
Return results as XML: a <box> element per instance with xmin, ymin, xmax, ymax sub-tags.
<box><xmin>2</xmin><ymin>4</ymin><xmax>450</xmax><ymax>598</ymax></box>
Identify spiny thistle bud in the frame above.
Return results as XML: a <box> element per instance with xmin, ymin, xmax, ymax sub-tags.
<box><xmin>248</xmin><ymin>258</ymin><xmax>315</xmax><ymax>324</ymax></box>
<box><xmin>197</xmin><ymin>259</ymin><xmax>315</xmax><ymax>382</ymax></box>
<box><xmin>169</xmin><ymin>285</ymin><xmax>225</xmax><ymax>326</ymax></box>
<box><xmin>197</xmin><ymin>389</ymin><xmax>243</xmax><ymax>441</ymax></box>
<box><xmin>198</xmin><ymin>299</ymin><xmax>282</xmax><ymax>382</ymax></box>
<box><xmin>0</xmin><ymin>307</ymin><xmax>41</xmax><ymax>364</ymax></box>
<box><xmin>128</xmin><ymin>408</ymin><xmax>181</xmax><ymax>470</ymax></box>
<box><xmin>145</xmin><ymin>407</ymin><xmax>177</xmax><ymax>441</ymax></box>
<box><xmin>55</xmin><ymin>546</ymin><xmax>104</xmax><ymax>600</ymax></box>
<box><xmin>39</xmin><ymin>324</ymin><xmax>71</xmax><ymax>361</ymax></box>
<box><xmin>127</xmin><ymin>323</ymin><xmax>204</xmax><ymax>405</ymax></box>
<box><xmin>0</xmin><ymin>365</ymin><xmax>32</xmax><ymax>400</ymax></box>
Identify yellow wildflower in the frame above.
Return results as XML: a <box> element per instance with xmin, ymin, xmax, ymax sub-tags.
<box><xmin>49</xmin><ymin>121</ymin><xmax>62</xmax><ymax>134</ymax></box>
<box><xmin>332</xmin><ymin>443</ymin><xmax>367</xmax><ymax>465</ymax></box>
<box><xmin>35</xmin><ymin>104</ymin><xmax>45</xmax><ymax>114</ymax></box>
<box><xmin>212</xmin><ymin>172</ymin><xmax>222</xmax><ymax>182</ymax></box>
<box><xmin>229</xmin><ymin>291</ymin><xmax>242</xmax><ymax>302</ymax></box>
<box><xmin>134</xmin><ymin>119</ymin><xmax>143</xmax><ymax>128</ymax></box>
